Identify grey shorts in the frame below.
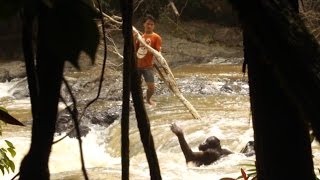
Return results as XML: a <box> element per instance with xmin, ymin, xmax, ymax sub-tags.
<box><xmin>137</xmin><ymin>68</ymin><xmax>154</xmax><ymax>83</ymax></box>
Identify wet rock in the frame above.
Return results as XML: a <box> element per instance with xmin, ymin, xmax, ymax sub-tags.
<box><xmin>56</xmin><ymin>112</ymin><xmax>91</xmax><ymax>138</ymax></box>
<box><xmin>200</xmin><ymin>84</ymin><xmax>217</xmax><ymax>95</ymax></box>
<box><xmin>8</xmin><ymin>78</ymin><xmax>29</xmax><ymax>99</ymax></box>
<box><xmin>56</xmin><ymin>113</ymin><xmax>73</xmax><ymax>136</ymax></box>
<box><xmin>0</xmin><ymin>61</ymin><xmax>26</xmax><ymax>82</ymax></box>
<box><xmin>220</xmin><ymin>84</ymin><xmax>233</xmax><ymax>93</ymax></box>
<box><xmin>0</xmin><ymin>68</ymin><xmax>10</xmax><ymax>82</ymax></box>
<box><xmin>240</xmin><ymin>141</ymin><xmax>255</xmax><ymax>157</ymax></box>
<box><xmin>68</xmin><ymin>125</ymin><xmax>91</xmax><ymax>138</ymax></box>
<box><xmin>91</xmin><ymin>112</ymin><xmax>118</xmax><ymax>126</ymax></box>
<box><xmin>88</xmin><ymin>106</ymin><xmax>120</xmax><ymax>127</ymax></box>
<box><xmin>56</xmin><ymin>101</ymin><xmax>122</xmax><ymax>137</ymax></box>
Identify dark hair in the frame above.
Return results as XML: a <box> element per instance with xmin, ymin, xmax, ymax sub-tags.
<box><xmin>198</xmin><ymin>136</ymin><xmax>221</xmax><ymax>151</ymax></box>
<box><xmin>144</xmin><ymin>14</ymin><xmax>156</xmax><ymax>23</ymax></box>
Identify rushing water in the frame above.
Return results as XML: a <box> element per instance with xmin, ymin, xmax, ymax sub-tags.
<box><xmin>1</xmin><ymin>59</ymin><xmax>320</xmax><ymax>180</ymax></box>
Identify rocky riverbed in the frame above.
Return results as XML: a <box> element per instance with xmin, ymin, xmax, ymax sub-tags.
<box><xmin>0</xmin><ymin>20</ymin><xmax>244</xmax><ymax>137</ymax></box>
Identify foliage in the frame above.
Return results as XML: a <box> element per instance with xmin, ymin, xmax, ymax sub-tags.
<box><xmin>0</xmin><ymin>140</ymin><xmax>16</xmax><ymax>175</ymax></box>
<box><xmin>0</xmin><ymin>107</ymin><xmax>20</xmax><ymax>176</ymax></box>
<box><xmin>0</xmin><ymin>107</ymin><xmax>24</xmax><ymax>126</ymax></box>
<box><xmin>301</xmin><ymin>0</ymin><xmax>320</xmax><ymax>40</ymax></box>
<box><xmin>43</xmin><ymin>0</ymin><xmax>100</xmax><ymax>68</ymax></box>
<box><xmin>236</xmin><ymin>162</ymin><xmax>257</xmax><ymax>180</ymax></box>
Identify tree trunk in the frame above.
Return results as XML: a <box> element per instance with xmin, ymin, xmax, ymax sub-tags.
<box><xmin>230</xmin><ymin>0</ymin><xmax>319</xmax><ymax>179</ymax></box>
<box><xmin>120</xmin><ymin>1</ymin><xmax>162</xmax><ymax>179</ymax></box>
<box><xmin>119</xmin><ymin>0</ymin><xmax>132</xmax><ymax>179</ymax></box>
<box><xmin>19</xmin><ymin>3</ymin><xmax>64</xmax><ymax>180</ymax></box>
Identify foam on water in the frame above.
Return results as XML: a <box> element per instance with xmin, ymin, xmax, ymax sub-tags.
<box><xmin>0</xmin><ymin>81</ymin><xmax>14</xmax><ymax>98</ymax></box>
<box><xmin>2</xmin><ymin>124</ymin><xmax>122</xmax><ymax>180</ymax></box>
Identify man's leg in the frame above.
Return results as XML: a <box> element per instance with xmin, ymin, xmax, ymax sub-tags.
<box><xmin>143</xmin><ymin>68</ymin><xmax>156</xmax><ymax>105</ymax></box>
<box><xmin>146</xmin><ymin>82</ymin><xmax>155</xmax><ymax>105</ymax></box>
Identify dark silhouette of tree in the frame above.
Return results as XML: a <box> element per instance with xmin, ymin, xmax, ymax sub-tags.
<box><xmin>229</xmin><ymin>0</ymin><xmax>320</xmax><ymax>179</ymax></box>
<box><xmin>119</xmin><ymin>0</ymin><xmax>132</xmax><ymax>179</ymax></box>
<box><xmin>19</xmin><ymin>1</ymin><xmax>99</xmax><ymax>179</ymax></box>
<box><xmin>120</xmin><ymin>0</ymin><xmax>162</xmax><ymax>179</ymax></box>
<box><xmin>15</xmin><ymin>0</ymin><xmax>161</xmax><ymax>179</ymax></box>
<box><xmin>7</xmin><ymin>0</ymin><xmax>320</xmax><ymax>179</ymax></box>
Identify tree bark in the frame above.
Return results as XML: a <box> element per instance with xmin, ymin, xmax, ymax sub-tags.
<box><xmin>19</xmin><ymin>3</ymin><xmax>65</xmax><ymax>180</ymax></box>
<box><xmin>120</xmin><ymin>1</ymin><xmax>162</xmax><ymax>179</ymax></box>
<box><xmin>230</xmin><ymin>0</ymin><xmax>319</xmax><ymax>179</ymax></box>
<box><xmin>119</xmin><ymin>0</ymin><xmax>132</xmax><ymax>179</ymax></box>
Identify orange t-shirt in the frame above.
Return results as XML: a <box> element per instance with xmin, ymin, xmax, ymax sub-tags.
<box><xmin>136</xmin><ymin>32</ymin><xmax>162</xmax><ymax>68</ymax></box>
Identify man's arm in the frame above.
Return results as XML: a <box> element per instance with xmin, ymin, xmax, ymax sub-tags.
<box><xmin>133</xmin><ymin>32</ymin><xmax>139</xmax><ymax>52</ymax></box>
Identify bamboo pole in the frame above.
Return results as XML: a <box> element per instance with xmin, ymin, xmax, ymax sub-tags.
<box><xmin>102</xmin><ymin>13</ymin><xmax>201</xmax><ymax>119</ymax></box>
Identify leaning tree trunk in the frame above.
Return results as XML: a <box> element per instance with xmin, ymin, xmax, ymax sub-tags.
<box><xmin>230</xmin><ymin>0</ymin><xmax>320</xmax><ymax>179</ymax></box>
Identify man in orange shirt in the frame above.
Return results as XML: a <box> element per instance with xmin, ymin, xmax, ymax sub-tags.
<box><xmin>135</xmin><ymin>14</ymin><xmax>162</xmax><ymax>106</ymax></box>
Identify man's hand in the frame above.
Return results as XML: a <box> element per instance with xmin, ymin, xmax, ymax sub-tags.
<box><xmin>133</xmin><ymin>31</ymin><xmax>138</xmax><ymax>38</ymax></box>
<box><xmin>170</xmin><ymin>123</ymin><xmax>183</xmax><ymax>136</ymax></box>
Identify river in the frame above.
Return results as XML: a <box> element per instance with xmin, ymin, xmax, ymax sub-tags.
<box><xmin>1</xmin><ymin>58</ymin><xmax>319</xmax><ymax>180</ymax></box>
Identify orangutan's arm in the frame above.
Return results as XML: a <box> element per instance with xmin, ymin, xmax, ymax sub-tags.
<box><xmin>171</xmin><ymin>123</ymin><xmax>206</xmax><ymax>163</ymax></box>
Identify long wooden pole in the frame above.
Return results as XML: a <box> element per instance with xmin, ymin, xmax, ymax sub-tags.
<box><xmin>102</xmin><ymin>13</ymin><xmax>201</xmax><ymax>119</ymax></box>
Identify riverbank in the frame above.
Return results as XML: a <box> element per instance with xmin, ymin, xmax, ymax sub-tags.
<box><xmin>0</xmin><ymin>19</ymin><xmax>244</xmax><ymax>82</ymax></box>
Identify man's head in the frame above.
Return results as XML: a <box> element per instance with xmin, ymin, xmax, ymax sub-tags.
<box><xmin>198</xmin><ymin>136</ymin><xmax>221</xmax><ymax>151</ymax></box>
<box><xmin>143</xmin><ymin>14</ymin><xmax>156</xmax><ymax>34</ymax></box>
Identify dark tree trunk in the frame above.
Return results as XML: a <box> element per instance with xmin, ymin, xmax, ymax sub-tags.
<box><xmin>230</xmin><ymin>0</ymin><xmax>320</xmax><ymax>179</ymax></box>
<box><xmin>120</xmin><ymin>1</ymin><xmax>162</xmax><ymax>179</ymax></box>
<box><xmin>19</xmin><ymin>3</ymin><xmax>64</xmax><ymax>180</ymax></box>
<box><xmin>245</xmin><ymin>32</ymin><xmax>315</xmax><ymax>179</ymax></box>
<box><xmin>119</xmin><ymin>0</ymin><xmax>132</xmax><ymax>179</ymax></box>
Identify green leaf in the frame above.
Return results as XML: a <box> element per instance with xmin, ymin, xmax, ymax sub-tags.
<box><xmin>46</xmin><ymin>0</ymin><xmax>100</xmax><ymax>68</ymax></box>
<box><xmin>0</xmin><ymin>0</ymin><xmax>23</xmax><ymax>20</ymax></box>
<box><xmin>0</xmin><ymin>109</ymin><xmax>24</xmax><ymax>126</ymax></box>
<box><xmin>0</xmin><ymin>148</ymin><xmax>7</xmax><ymax>154</ymax></box>
<box><xmin>239</xmin><ymin>163</ymin><xmax>256</xmax><ymax>167</ymax></box>
<box><xmin>0</xmin><ymin>107</ymin><xmax>8</xmax><ymax>113</ymax></box>
<box><xmin>246</xmin><ymin>168</ymin><xmax>256</xmax><ymax>172</ymax></box>
<box><xmin>247</xmin><ymin>172</ymin><xmax>257</xmax><ymax>177</ymax></box>
<box><xmin>4</xmin><ymin>164</ymin><xmax>9</xmax><ymax>173</ymax></box>
<box><xmin>0</xmin><ymin>166</ymin><xmax>4</xmax><ymax>175</ymax></box>
<box><xmin>5</xmin><ymin>140</ymin><xmax>14</xmax><ymax>149</ymax></box>
<box><xmin>8</xmin><ymin>159</ymin><xmax>15</xmax><ymax>172</ymax></box>
<box><xmin>7</xmin><ymin>148</ymin><xmax>16</xmax><ymax>158</ymax></box>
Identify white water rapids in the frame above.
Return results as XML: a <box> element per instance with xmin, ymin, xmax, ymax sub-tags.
<box><xmin>1</xmin><ymin>61</ymin><xmax>320</xmax><ymax>180</ymax></box>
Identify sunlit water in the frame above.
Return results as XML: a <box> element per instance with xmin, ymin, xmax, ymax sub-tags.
<box><xmin>1</xmin><ymin>60</ymin><xmax>320</xmax><ymax>180</ymax></box>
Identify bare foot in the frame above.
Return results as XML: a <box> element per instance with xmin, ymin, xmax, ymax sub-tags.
<box><xmin>147</xmin><ymin>100</ymin><xmax>157</xmax><ymax>107</ymax></box>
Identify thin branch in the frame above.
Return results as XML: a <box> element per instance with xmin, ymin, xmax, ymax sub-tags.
<box><xmin>61</xmin><ymin>78</ymin><xmax>89</xmax><ymax>180</ymax></box>
<box><xmin>78</xmin><ymin>0</ymin><xmax>109</xmax><ymax>121</ymax></box>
